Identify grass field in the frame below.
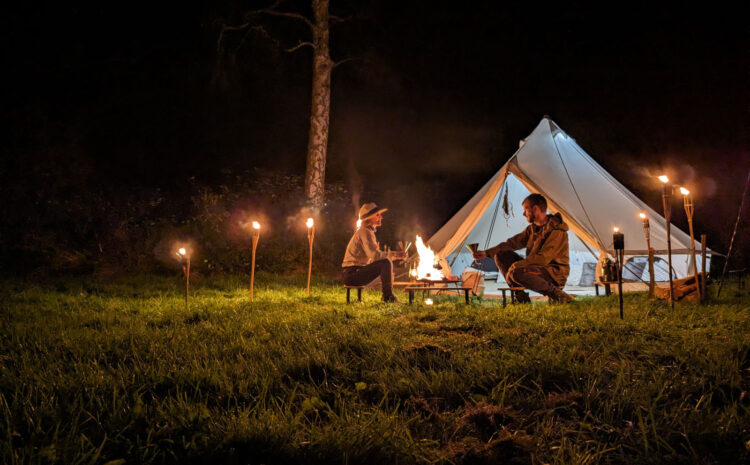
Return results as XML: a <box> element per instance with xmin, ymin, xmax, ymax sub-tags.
<box><xmin>2</xmin><ymin>273</ymin><xmax>748</xmax><ymax>464</ymax></box>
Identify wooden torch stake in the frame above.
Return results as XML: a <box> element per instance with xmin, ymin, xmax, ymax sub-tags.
<box><xmin>701</xmin><ymin>234</ymin><xmax>707</xmax><ymax>302</ymax></box>
<box><xmin>662</xmin><ymin>185</ymin><xmax>674</xmax><ymax>309</ymax></box>
<box><xmin>642</xmin><ymin>217</ymin><xmax>655</xmax><ymax>298</ymax></box>
<box><xmin>184</xmin><ymin>257</ymin><xmax>190</xmax><ymax>309</ymax></box>
<box><xmin>686</xmin><ymin>209</ymin><xmax>701</xmax><ymax>302</ymax></box>
<box><xmin>250</xmin><ymin>232</ymin><xmax>259</xmax><ymax>300</ymax></box>
<box><xmin>617</xmin><ymin>249</ymin><xmax>624</xmax><ymax>319</ymax></box>
<box><xmin>307</xmin><ymin>227</ymin><xmax>314</xmax><ymax>296</ymax></box>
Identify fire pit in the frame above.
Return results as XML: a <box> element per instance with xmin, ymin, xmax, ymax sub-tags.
<box><xmin>405</xmin><ymin>237</ymin><xmax>470</xmax><ymax>303</ymax></box>
<box><xmin>404</xmin><ymin>280</ymin><xmax>473</xmax><ymax>304</ymax></box>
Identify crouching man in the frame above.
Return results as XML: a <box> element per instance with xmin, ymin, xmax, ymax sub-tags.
<box><xmin>342</xmin><ymin>203</ymin><xmax>406</xmax><ymax>303</ymax></box>
<box><xmin>473</xmin><ymin>193</ymin><xmax>573</xmax><ymax>304</ymax></box>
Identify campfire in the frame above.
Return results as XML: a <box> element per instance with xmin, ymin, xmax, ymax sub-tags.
<box><xmin>414</xmin><ymin>235</ymin><xmax>444</xmax><ymax>281</ymax></box>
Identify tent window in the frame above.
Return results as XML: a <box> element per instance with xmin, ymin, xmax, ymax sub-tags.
<box><xmin>623</xmin><ymin>256</ymin><xmax>674</xmax><ymax>282</ymax></box>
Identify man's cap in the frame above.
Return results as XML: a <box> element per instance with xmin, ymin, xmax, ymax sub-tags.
<box><xmin>359</xmin><ymin>202</ymin><xmax>387</xmax><ymax>221</ymax></box>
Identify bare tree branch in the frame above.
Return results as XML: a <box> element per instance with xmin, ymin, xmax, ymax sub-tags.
<box><xmin>332</xmin><ymin>56</ymin><xmax>359</xmax><ymax>70</ymax></box>
<box><xmin>285</xmin><ymin>41</ymin><xmax>315</xmax><ymax>53</ymax></box>
<box><xmin>217</xmin><ymin>22</ymin><xmax>250</xmax><ymax>52</ymax></box>
<box><xmin>329</xmin><ymin>15</ymin><xmax>351</xmax><ymax>24</ymax></box>
<box><xmin>259</xmin><ymin>3</ymin><xmax>314</xmax><ymax>31</ymax></box>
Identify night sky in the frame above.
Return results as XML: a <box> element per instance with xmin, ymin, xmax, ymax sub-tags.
<box><xmin>3</xmin><ymin>1</ymin><xmax>748</xmax><ymax>258</ymax></box>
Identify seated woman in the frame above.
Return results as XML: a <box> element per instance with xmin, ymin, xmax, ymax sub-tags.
<box><xmin>341</xmin><ymin>203</ymin><xmax>406</xmax><ymax>302</ymax></box>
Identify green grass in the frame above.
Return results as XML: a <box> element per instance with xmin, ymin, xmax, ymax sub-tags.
<box><xmin>1</xmin><ymin>273</ymin><xmax>748</xmax><ymax>464</ymax></box>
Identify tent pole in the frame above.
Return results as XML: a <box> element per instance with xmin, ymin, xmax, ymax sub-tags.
<box><xmin>717</xmin><ymin>169</ymin><xmax>750</xmax><ymax>297</ymax></box>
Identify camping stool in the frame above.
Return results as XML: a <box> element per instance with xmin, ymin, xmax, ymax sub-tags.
<box><xmin>509</xmin><ymin>286</ymin><xmax>526</xmax><ymax>304</ymax></box>
<box><xmin>344</xmin><ymin>285</ymin><xmax>365</xmax><ymax>303</ymax></box>
<box><xmin>500</xmin><ymin>284</ymin><xmax>566</xmax><ymax>306</ymax></box>
<box><xmin>496</xmin><ymin>286</ymin><xmax>525</xmax><ymax>307</ymax></box>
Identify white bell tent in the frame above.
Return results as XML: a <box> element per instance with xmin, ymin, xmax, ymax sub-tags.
<box><xmin>427</xmin><ymin>117</ymin><xmax>712</xmax><ymax>288</ymax></box>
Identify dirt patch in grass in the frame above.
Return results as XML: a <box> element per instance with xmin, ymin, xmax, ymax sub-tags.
<box><xmin>543</xmin><ymin>390</ymin><xmax>583</xmax><ymax>408</ymax></box>
<box><xmin>404</xmin><ymin>343</ymin><xmax>452</xmax><ymax>356</ymax></box>
<box><xmin>417</xmin><ymin>313</ymin><xmax>439</xmax><ymax>322</ymax></box>
<box><xmin>406</xmin><ymin>396</ymin><xmax>443</xmax><ymax>423</ymax></box>
<box><xmin>459</xmin><ymin>402</ymin><xmax>518</xmax><ymax>439</ymax></box>
<box><xmin>446</xmin><ymin>431</ymin><xmax>535</xmax><ymax>465</ymax></box>
<box><xmin>402</xmin><ymin>343</ymin><xmax>453</xmax><ymax>370</ymax></box>
<box><xmin>391</xmin><ymin>315</ymin><xmax>412</xmax><ymax>325</ymax></box>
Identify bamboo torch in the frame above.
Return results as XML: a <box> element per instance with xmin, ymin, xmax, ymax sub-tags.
<box><xmin>176</xmin><ymin>247</ymin><xmax>190</xmax><ymax>309</ymax></box>
<box><xmin>680</xmin><ymin>187</ymin><xmax>702</xmax><ymax>302</ymax></box>
<box><xmin>700</xmin><ymin>234</ymin><xmax>707</xmax><ymax>302</ymax></box>
<box><xmin>659</xmin><ymin>175</ymin><xmax>674</xmax><ymax>309</ymax></box>
<box><xmin>250</xmin><ymin>221</ymin><xmax>260</xmax><ymax>300</ymax></box>
<box><xmin>639</xmin><ymin>212</ymin><xmax>655</xmax><ymax>298</ymax></box>
<box><xmin>306</xmin><ymin>217</ymin><xmax>315</xmax><ymax>296</ymax></box>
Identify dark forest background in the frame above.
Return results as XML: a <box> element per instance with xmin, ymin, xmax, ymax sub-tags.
<box><xmin>1</xmin><ymin>1</ymin><xmax>747</xmax><ymax>277</ymax></box>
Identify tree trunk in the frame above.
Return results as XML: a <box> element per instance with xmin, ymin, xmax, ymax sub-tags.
<box><xmin>305</xmin><ymin>0</ymin><xmax>332</xmax><ymax>211</ymax></box>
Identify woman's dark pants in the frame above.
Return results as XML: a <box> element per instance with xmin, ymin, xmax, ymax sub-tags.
<box><xmin>342</xmin><ymin>259</ymin><xmax>394</xmax><ymax>300</ymax></box>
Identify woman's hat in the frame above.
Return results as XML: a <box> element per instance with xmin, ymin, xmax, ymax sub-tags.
<box><xmin>358</xmin><ymin>202</ymin><xmax>388</xmax><ymax>221</ymax></box>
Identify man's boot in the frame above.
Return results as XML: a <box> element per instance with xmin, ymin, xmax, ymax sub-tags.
<box><xmin>513</xmin><ymin>290</ymin><xmax>531</xmax><ymax>303</ymax></box>
<box><xmin>548</xmin><ymin>288</ymin><xmax>573</xmax><ymax>305</ymax></box>
<box><xmin>383</xmin><ymin>294</ymin><xmax>401</xmax><ymax>303</ymax></box>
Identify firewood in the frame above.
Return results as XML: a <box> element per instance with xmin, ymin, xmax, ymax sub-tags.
<box><xmin>654</xmin><ymin>273</ymin><xmax>708</xmax><ymax>302</ymax></box>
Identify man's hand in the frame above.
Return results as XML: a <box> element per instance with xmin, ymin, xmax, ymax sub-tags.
<box><xmin>473</xmin><ymin>250</ymin><xmax>487</xmax><ymax>260</ymax></box>
<box><xmin>389</xmin><ymin>250</ymin><xmax>407</xmax><ymax>261</ymax></box>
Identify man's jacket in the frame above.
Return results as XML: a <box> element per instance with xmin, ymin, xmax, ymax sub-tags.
<box><xmin>485</xmin><ymin>213</ymin><xmax>570</xmax><ymax>285</ymax></box>
<box><xmin>342</xmin><ymin>225</ymin><xmax>387</xmax><ymax>267</ymax></box>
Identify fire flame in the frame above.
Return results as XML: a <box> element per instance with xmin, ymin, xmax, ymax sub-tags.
<box><xmin>177</xmin><ymin>247</ymin><xmax>187</xmax><ymax>257</ymax></box>
<box><xmin>306</xmin><ymin>218</ymin><xmax>314</xmax><ymax>228</ymax></box>
<box><xmin>658</xmin><ymin>175</ymin><xmax>669</xmax><ymax>184</ymax></box>
<box><xmin>252</xmin><ymin>221</ymin><xmax>260</xmax><ymax>230</ymax></box>
<box><xmin>356</xmin><ymin>218</ymin><xmax>362</xmax><ymax>230</ymax></box>
<box><xmin>679</xmin><ymin>187</ymin><xmax>690</xmax><ymax>196</ymax></box>
<box><xmin>415</xmin><ymin>235</ymin><xmax>444</xmax><ymax>281</ymax></box>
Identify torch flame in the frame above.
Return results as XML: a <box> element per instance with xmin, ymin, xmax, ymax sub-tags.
<box><xmin>415</xmin><ymin>235</ymin><xmax>444</xmax><ymax>281</ymax></box>
<box><xmin>613</xmin><ymin>227</ymin><xmax>620</xmax><ymax>233</ymax></box>
<box><xmin>306</xmin><ymin>217</ymin><xmax>314</xmax><ymax>228</ymax></box>
<box><xmin>424</xmin><ymin>298</ymin><xmax>434</xmax><ymax>305</ymax></box>
<box><xmin>356</xmin><ymin>218</ymin><xmax>362</xmax><ymax>230</ymax></box>
<box><xmin>658</xmin><ymin>175</ymin><xmax>669</xmax><ymax>184</ymax></box>
<box><xmin>177</xmin><ymin>247</ymin><xmax>187</xmax><ymax>256</ymax></box>
<box><xmin>639</xmin><ymin>212</ymin><xmax>646</xmax><ymax>219</ymax></box>
<box><xmin>252</xmin><ymin>221</ymin><xmax>261</xmax><ymax>230</ymax></box>
<box><xmin>679</xmin><ymin>187</ymin><xmax>690</xmax><ymax>196</ymax></box>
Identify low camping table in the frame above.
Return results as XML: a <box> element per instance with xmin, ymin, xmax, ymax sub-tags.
<box><xmin>404</xmin><ymin>279</ymin><xmax>472</xmax><ymax>304</ymax></box>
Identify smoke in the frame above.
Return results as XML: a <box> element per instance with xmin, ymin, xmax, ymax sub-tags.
<box><xmin>285</xmin><ymin>207</ymin><xmax>317</xmax><ymax>232</ymax></box>
<box><xmin>153</xmin><ymin>235</ymin><xmax>198</xmax><ymax>270</ymax></box>
<box><xmin>227</xmin><ymin>205</ymin><xmax>272</xmax><ymax>247</ymax></box>
<box><xmin>627</xmin><ymin>157</ymin><xmax>717</xmax><ymax>198</ymax></box>
<box><xmin>347</xmin><ymin>159</ymin><xmax>362</xmax><ymax>214</ymax></box>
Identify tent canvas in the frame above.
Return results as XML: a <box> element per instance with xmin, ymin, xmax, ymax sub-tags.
<box><xmin>428</xmin><ymin>117</ymin><xmax>713</xmax><ymax>288</ymax></box>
